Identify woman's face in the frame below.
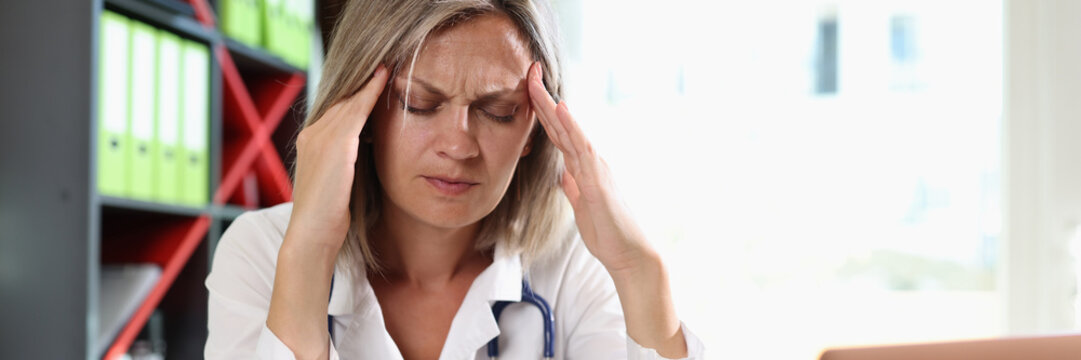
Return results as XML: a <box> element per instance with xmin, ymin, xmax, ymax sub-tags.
<box><xmin>371</xmin><ymin>14</ymin><xmax>537</xmax><ymax>230</ymax></box>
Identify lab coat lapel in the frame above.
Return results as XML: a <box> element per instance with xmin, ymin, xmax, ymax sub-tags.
<box><xmin>438</xmin><ymin>246</ymin><xmax>523</xmax><ymax>360</ymax></box>
<box><xmin>328</xmin><ymin>267</ymin><xmax>405</xmax><ymax>359</ymax></box>
<box><xmin>327</xmin><ymin>268</ymin><xmax>363</xmax><ymax>317</ymax></box>
<box><xmin>325</xmin><ymin>247</ymin><xmax>525</xmax><ymax>360</ymax></box>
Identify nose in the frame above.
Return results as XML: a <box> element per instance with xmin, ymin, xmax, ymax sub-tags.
<box><xmin>434</xmin><ymin>106</ymin><xmax>479</xmax><ymax>160</ymax></box>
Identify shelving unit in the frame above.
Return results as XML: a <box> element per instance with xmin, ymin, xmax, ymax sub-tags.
<box><xmin>0</xmin><ymin>0</ymin><xmax>310</xmax><ymax>358</ymax></box>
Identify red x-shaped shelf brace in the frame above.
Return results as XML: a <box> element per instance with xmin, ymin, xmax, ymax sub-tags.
<box><xmin>104</xmin><ymin>0</ymin><xmax>301</xmax><ymax>358</ymax></box>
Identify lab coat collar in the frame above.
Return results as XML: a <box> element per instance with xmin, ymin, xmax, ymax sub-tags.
<box><xmin>326</xmin><ymin>266</ymin><xmax>368</xmax><ymax>317</ymax></box>
<box><xmin>326</xmin><ymin>241</ymin><xmax>524</xmax><ymax>360</ymax></box>
<box><xmin>486</xmin><ymin>241</ymin><xmax>526</xmax><ymax>303</ymax></box>
<box><xmin>439</xmin><ymin>244</ymin><xmax>523</xmax><ymax>359</ymax></box>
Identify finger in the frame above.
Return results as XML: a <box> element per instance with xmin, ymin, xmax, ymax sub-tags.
<box><xmin>562</xmin><ymin>169</ymin><xmax>595</xmax><ymax>241</ymax></box>
<box><xmin>555</xmin><ymin>101</ymin><xmax>597</xmax><ymax>181</ymax></box>
<box><xmin>527</xmin><ymin>63</ymin><xmax>572</xmax><ymax>153</ymax></box>
<box><xmin>548</xmin><ymin>101</ymin><xmax>579</xmax><ymax>158</ymax></box>
<box><xmin>556</xmin><ymin>102</ymin><xmax>591</xmax><ymax>157</ymax></box>
<box><xmin>527</xmin><ymin>63</ymin><xmax>586</xmax><ymax>183</ymax></box>
<box><xmin>527</xmin><ymin>64</ymin><xmax>559</xmax><ymax>144</ymax></box>
<box><xmin>338</xmin><ymin>64</ymin><xmax>389</xmax><ymax>135</ymax></box>
<box><xmin>527</xmin><ymin>62</ymin><xmax>558</xmax><ymax>123</ymax></box>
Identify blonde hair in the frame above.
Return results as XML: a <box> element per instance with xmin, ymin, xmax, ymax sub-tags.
<box><xmin>295</xmin><ymin>0</ymin><xmax>569</xmax><ymax>275</ymax></box>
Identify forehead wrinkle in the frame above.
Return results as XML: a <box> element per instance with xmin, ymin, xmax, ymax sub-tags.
<box><xmin>405</xmin><ymin>14</ymin><xmax>532</xmax><ymax>103</ymax></box>
<box><xmin>394</xmin><ymin>74</ymin><xmax>523</xmax><ymax>100</ymax></box>
<box><xmin>401</xmin><ymin>64</ymin><xmax>526</xmax><ymax>103</ymax></box>
<box><xmin>464</xmin><ymin>70</ymin><xmax>526</xmax><ymax>100</ymax></box>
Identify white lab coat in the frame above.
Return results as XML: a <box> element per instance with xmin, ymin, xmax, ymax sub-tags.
<box><xmin>205</xmin><ymin>202</ymin><xmax>706</xmax><ymax>359</ymax></box>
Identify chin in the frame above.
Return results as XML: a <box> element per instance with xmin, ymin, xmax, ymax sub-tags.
<box><xmin>411</xmin><ymin>204</ymin><xmax>489</xmax><ymax>229</ymax></box>
<box><xmin>395</xmin><ymin>194</ymin><xmax>488</xmax><ymax>225</ymax></box>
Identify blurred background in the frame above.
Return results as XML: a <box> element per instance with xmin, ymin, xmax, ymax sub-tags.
<box><xmin>1</xmin><ymin>0</ymin><xmax>1080</xmax><ymax>359</ymax></box>
<box><xmin>542</xmin><ymin>0</ymin><xmax>1080</xmax><ymax>358</ymax></box>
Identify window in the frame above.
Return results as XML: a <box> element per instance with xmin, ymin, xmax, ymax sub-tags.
<box><xmin>815</xmin><ymin>14</ymin><xmax>839</xmax><ymax>94</ymax></box>
<box><xmin>553</xmin><ymin>0</ymin><xmax>1004</xmax><ymax>357</ymax></box>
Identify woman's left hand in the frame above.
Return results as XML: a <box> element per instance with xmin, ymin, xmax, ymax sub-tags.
<box><xmin>527</xmin><ymin>62</ymin><xmax>689</xmax><ymax>358</ymax></box>
<box><xmin>526</xmin><ymin>62</ymin><xmax>654</xmax><ymax>275</ymax></box>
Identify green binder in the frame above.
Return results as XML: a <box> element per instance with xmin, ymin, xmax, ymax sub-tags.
<box><xmin>299</xmin><ymin>0</ymin><xmax>312</xmax><ymax>68</ymax></box>
<box><xmin>280</xmin><ymin>0</ymin><xmax>292</xmax><ymax>66</ymax></box>
<box><xmin>263</xmin><ymin>0</ymin><xmax>285</xmax><ymax>61</ymax></box>
<box><xmin>250</xmin><ymin>0</ymin><xmax>265</xmax><ymax>47</ymax></box>
<box><xmin>220</xmin><ymin>0</ymin><xmax>244</xmax><ymax>44</ymax></box>
<box><xmin>286</xmin><ymin>0</ymin><xmax>301</xmax><ymax>67</ymax></box>
<box><xmin>275</xmin><ymin>0</ymin><xmax>307</xmax><ymax>68</ymax></box>
<box><xmin>155</xmin><ymin>31</ymin><xmax>182</xmax><ymax>204</ymax></box>
<box><xmin>129</xmin><ymin>21</ymin><xmax>158</xmax><ymax>201</ymax></box>
<box><xmin>222</xmin><ymin>0</ymin><xmax>262</xmax><ymax>47</ymax></box>
<box><xmin>98</xmin><ymin>11</ymin><xmax>131</xmax><ymax>197</ymax></box>
<box><xmin>179</xmin><ymin>40</ymin><xmax>209</xmax><ymax>206</ymax></box>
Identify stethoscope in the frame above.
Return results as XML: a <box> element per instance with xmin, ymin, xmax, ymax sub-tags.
<box><xmin>328</xmin><ymin>276</ymin><xmax>556</xmax><ymax>359</ymax></box>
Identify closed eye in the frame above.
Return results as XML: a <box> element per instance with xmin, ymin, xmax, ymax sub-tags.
<box><xmin>479</xmin><ymin>108</ymin><xmax>515</xmax><ymax>123</ymax></box>
<box><xmin>478</xmin><ymin>104</ymin><xmax>518</xmax><ymax>123</ymax></box>
<box><xmin>396</xmin><ymin>91</ymin><xmax>439</xmax><ymax>115</ymax></box>
<box><xmin>394</xmin><ymin>87</ymin><xmax>520</xmax><ymax>123</ymax></box>
<box><xmin>406</xmin><ymin>105</ymin><xmax>438</xmax><ymax>115</ymax></box>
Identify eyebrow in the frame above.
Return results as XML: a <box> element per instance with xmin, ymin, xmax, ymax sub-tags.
<box><xmin>402</xmin><ymin>76</ymin><xmax>522</xmax><ymax>103</ymax></box>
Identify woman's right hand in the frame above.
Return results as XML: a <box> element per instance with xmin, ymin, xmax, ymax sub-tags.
<box><xmin>267</xmin><ymin>65</ymin><xmax>388</xmax><ymax>360</ymax></box>
<box><xmin>287</xmin><ymin>64</ymin><xmax>389</xmax><ymax>250</ymax></box>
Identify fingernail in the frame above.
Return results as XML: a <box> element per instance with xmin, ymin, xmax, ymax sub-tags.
<box><xmin>375</xmin><ymin>64</ymin><xmax>387</xmax><ymax>77</ymax></box>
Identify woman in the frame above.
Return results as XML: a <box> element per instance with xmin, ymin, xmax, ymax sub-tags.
<box><xmin>205</xmin><ymin>0</ymin><xmax>705</xmax><ymax>359</ymax></box>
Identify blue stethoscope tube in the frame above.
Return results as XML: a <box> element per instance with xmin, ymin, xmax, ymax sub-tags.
<box><xmin>487</xmin><ymin>279</ymin><xmax>555</xmax><ymax>359</ymax></box>
<box><xmin>327</xmin><ymin>276</ymin><xmax>556</xmax><ymax>359</ymax></box>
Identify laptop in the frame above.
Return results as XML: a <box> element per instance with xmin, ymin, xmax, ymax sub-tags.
<box><xmin>819</xmin><ymin>333</ymin><xmax>1081</xmax><ymax>360</ymax></box>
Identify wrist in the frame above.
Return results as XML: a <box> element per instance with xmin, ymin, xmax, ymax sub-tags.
<box><xmin>268</xmin><ymin>228</ymin><xmax>340</xmax><ymax>360</ymax></box>
<box><xmin>604</xmin><ymin>248</ymin><xmax>687</xmax><ymax>358</ymax></box>
<box><xmin>606</xmin><ymin>246</ymin><xmax>663</xmax><ymax>285</ymax></box>
<box><xmin>280</xmin><ymin>229</ymin><xmax>343</xmax><ymax>265</ymax></box>
<box><xmin>282</xmin><ymin>216</ymin><xmax>348</xmax><ymax>253</ymax></box>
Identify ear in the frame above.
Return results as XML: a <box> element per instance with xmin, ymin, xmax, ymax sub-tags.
<box><xmin>521</xmin><ymin>144</ymin><xmax>532</xmax><ymax>158</ymax></box>
<box><xmin>521</xmin><ymin>117</ymin><xmax>538</xmax><ymax>157</ymax></box>
<box><xmin>520</xmin><ymin>136</ymin><xmax>533</xmax><ymax>157</ymax></box>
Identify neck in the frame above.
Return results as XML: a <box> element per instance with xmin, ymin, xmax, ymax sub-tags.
<box><xmin>371</xmin><ymin>203</ymin><xmax>488</xmax><ymax>288</ymax></box>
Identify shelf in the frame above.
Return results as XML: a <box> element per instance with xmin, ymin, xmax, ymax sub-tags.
<box><xmin>216</xmin><ymin>42</ymin><xmax>302</xmax><ymax>208</ymax></box>
<box><xmin>3</xmin><ymin>0</ymin><xmax>311</xmax><ymax>357</ymax></box>
<box><xmin>100</xmin><ymin>209</ymin><xmax>211</xmax><ymax>359</ymax></box>
<box><xmin>98</xmin><ymin>194</ymin><xmax>252</xmax><ymax>220</ymax></box>
<box><xmin>225</xmin><ymin>37</ymin><xmax>305</xmax><ymax>76</ymax></box>
<box><xmin>96</xmin><ymin>0</ymin><xmax>301</xmax><ymax>358</ymax></box>
<box><xmin>99</xmin><ymin>195</ymin><xmax>207</xmax><ymax>218</ymax></box>
<box><xmin>105</xmin><ymin>0</ymin><xmax>217</xmax><ymax>43</ymax></box>
<box><xmin>209</xmin><ymin>203</ymin><xmax>249</xmax><ymax>220</ymax></box>
<box><xmin>139</xmin><ymin>0</ymin><xmax>196</xmax><ymax>17</ymax></box>
<box><xmin>101</xmin><ymin>209</ymin><xmax>201</xmax><ymax>264</ymax></box>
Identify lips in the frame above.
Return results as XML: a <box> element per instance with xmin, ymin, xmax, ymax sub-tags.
<box><xmin>423</xmin><ymin>175</ymin><xmax>478</xmax><ymax>196</ymax></box>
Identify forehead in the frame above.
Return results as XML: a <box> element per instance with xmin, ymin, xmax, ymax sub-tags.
<box><xmin>407</xmin><ymin>13</ymin><xmax>533</xmax><ymax>94</ymax></box>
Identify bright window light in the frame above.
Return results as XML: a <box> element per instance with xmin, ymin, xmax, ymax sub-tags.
<box><xmin>553</xmin><ymin>0</ymin><xmax>1002</xmax><ymax>357</ymax></box>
